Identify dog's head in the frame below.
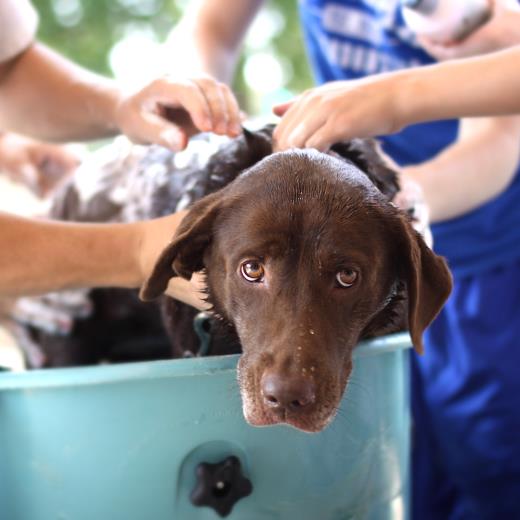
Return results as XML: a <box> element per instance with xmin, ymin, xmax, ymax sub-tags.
<box><xmin>141</xmin><ymin>132</ymin><xmax>452</xmax><ymax>433</ymax></box>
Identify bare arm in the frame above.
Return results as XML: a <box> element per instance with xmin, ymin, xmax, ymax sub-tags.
<box><xmin>403</xmin><ymin>115</ymin><xmax>520</xmax><ymax>223</ymax></box>
<box><xmin>0</xmin><ymin>44</ymin><xmax>122</xmax><ymax>142</ymax></box>
<box><xmin>272</xmin><ymin>51</ymin><xmax>520</xmax><ymax>224</ymax></box>
<box><xmin>0</xmin><ymin>43</ymin><xmax>241</xmax><ymax>147</ymax></box>
<box><xmin>0</xmin><ymin>211</ymin><xmax>206</xmax><ymax>307</ymax></box>
<box><xmin>273</xmin><ymin>46</ymin><xmax>520</xmax><ymax>150</ymax></box>
<box><xmin>397</xmin><ymin>47</ymin><xmax>520</xmax><ymax>127</ymax></box>
<box><xmin>166</xmin><ymin>0</ymin><xmax>264</xmax><ymax>82</ymax></box>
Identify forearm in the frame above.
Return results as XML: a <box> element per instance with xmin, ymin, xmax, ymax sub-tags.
<box><xmin>404</xmin><ymin>116</ymin><xmax>520</xmax><ymax>222</ymax></box>
<box><xmin>166</xmin><ymin>0</ymin><xmax>263</xmax><ymax>83</ymax></box>
<box><xmin>0</xmin><ymin>211</ymin><xmax>206</xmax><ymax>307</ymax></box>
<box><xmin>396</xmin><ymin>46</ymin><xmax>520</xmax><ymax>127</ymax></box>
<box><xmin>0</xmin><ymin>213</ymin><xmax>142</xmax><ymax>296</ymax></box>
<box><xmin>0</xmin><ymin>43</ymin><xmax>121</xmax><ymax>142</ymax></box>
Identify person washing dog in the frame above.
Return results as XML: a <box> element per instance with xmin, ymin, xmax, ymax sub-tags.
<box><xmin>165</xmin><ymin>0</ymin><xmax>520</xmax><ymax>518</ymax></box>
<box><xmin>0</xmin><ymin>0</ymin><xmax>240</xmax><ymax>305</ymax></box>
<box><xmin>2</xmin><ymin>2</ymin><xmax>520</xmax><ymax>516</ymax></box>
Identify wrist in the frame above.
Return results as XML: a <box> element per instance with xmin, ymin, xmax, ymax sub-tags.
<box><xmin>105</xmin><ymin>86</ymin><xmax>125</xmax><ymax>136</ymax></box>
<box><xmin>85</xmin><ymin>79</ymin><xmax>124</xmax><ymax>137</ymax></box>
<box><xmin>390</xmin><ymin>70</ymin><xmax>425</xmax><ymax>130</ymax></box>
<box><xmin>125</xmin><ymin>222</ymin><xmax>148</xmax><ymax>289</ymax></box>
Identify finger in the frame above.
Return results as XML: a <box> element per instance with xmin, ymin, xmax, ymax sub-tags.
<box><xmin>272</xmin><ymin>100</ymin><xmax>294</xmax><ymax>117</ymax></box>
<box><xmin>304</xmin><ymin>121</ymin><xmax>341</xmax><ymax>152</ymax></box>
<box><xmin>283</xmin><ymin>117</ymin><xmax>327</xmax><ymax>150</ymax></box>
<box><xmin>275</xmin><ymin>93</ymin><xmax>307</xmax><ymax>134</ymax></box>
<box><xmin>191</xmin><ymin>78</ymin><xmax>228</xmax><ymax>134</ymax></box>
<box><xmin>274</xmin><ymin>102</ymin><xmax>327</xmax><ymax>151</ymax></box>
<box><xmin>219</xmin><ymin>84</ymin><xmax>242</xmax><ymax>136</ymax></box>
<box><xmin>272</xmin><ymin>97</ymin><xmax>307</xmax><ymax>149</ymax></box>
<box><xmin>150</xmin><ymin>79</ymin><xmax>213</xmax><ymax>133</ymax></box>
<box><xmin>138</xmin><ymin>111</ymin><xmax>188</xmax><ymax>151</ymax></box>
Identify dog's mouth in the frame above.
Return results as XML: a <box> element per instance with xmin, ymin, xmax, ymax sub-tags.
<box><xmin>237</xmin><ymin>358</ymin><xmax>348</xmax><ymax>433</ymax></box>
<box><xmin>243</xmin><ymin>401</ymin><xmax>340</xmax><ymax>433</ymax></box>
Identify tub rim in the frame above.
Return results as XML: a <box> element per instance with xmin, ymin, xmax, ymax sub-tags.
<box><xmin>0</xmin><ymin>332</ymin><xmax>411</xmax><ymax>390</ymax></box>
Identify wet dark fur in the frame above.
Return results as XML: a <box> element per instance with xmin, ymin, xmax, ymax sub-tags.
<box><xmin>138</xmin><ymin>130</ymin><xmax>452</xmax><ymax>431</ymax></box>
<box><xmin>20</xmin><ymin>126</ymin><xmax>454</xmax><ymax>431</ymax></box>
<box><xmin>23</xmin><ymin>126</ymin><xmax>434</xmax><ymax>369</ymax></box>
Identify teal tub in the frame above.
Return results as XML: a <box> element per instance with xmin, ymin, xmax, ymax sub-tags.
<box><xmin>0</xmin><ymin>333</ymin><xmax>411</xmax><ymax>520</ymax></box>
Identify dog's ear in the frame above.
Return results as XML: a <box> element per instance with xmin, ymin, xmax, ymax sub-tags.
<box><xmin>393</xmin><ymin>214</ymin><xmax>453</xmax><ymax>354</ymax></box>
<box><xmin>242</xmin><ymin>125</ymin><xmax>274</xmax><ymax>160</ymax></box>
<box><xmin>330</xmin><ymin>139</ymin><xmax>400</xmax><ymax>200</ymax></box>
<box><xmin>139</xmin><ymin>190</ymin><xmax>227</xmax><ymax>301</ymax></box>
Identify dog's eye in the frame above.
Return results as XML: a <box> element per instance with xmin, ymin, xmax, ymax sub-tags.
<box><xmin>336</xmin><ymin>269</ymin><xmax>358</xmax><ymax>288</ymax></box>
<box><xmin>240</xmin><ymin>260</ymin><xmax>265</xmax><ymax>282</ymax></box>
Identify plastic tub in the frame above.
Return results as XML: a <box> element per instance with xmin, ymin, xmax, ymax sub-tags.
<box><xmin>0</xmin><ymin>333</ymin><xmax>411</xmax><ymax>520</ymax></box>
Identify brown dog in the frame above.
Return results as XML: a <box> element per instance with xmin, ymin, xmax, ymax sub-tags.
<box><xmin>141</xmin><ymin>139</ymin><xmax>452</xmax><ymax>433</ymax></box>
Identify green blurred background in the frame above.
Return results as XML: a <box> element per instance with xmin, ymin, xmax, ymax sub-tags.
<box><xmin>32</xmin><ymin>0</ymin><xmax>313</xmax><ymax>116</ymax></box>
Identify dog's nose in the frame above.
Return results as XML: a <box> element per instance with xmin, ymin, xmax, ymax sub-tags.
<box><xmin>261</xmin><ymin>371</ymin><xmax>316</xmax><ymax>411</ymax></box>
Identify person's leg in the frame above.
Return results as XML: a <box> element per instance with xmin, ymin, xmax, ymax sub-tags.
<box><xmin>413</xmin><ymin>259</ymin><xmax>520</xmax><ymax>519</ymax></box>
<box><xmin>412</xmin><ymin>357</ymin><xmax>462</xmax><ymax>520</ymax></box>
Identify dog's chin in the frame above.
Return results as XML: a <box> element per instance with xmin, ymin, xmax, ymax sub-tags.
<box><xmin>242</xmin><ymin>399</ymin><xmax>338</xmax><ymax>433</ymax></box>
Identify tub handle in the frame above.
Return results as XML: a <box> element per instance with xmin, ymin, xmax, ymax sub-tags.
<box><xmin>190</xmin><ymin>455</ymin><xmax>253</xmax><ymax>517</ymax></box>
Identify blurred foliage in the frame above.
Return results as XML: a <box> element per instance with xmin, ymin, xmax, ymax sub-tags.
<box><xmin>32</xmin><ymin>0</ymin><xmax>313</xmax><ymax>115</ymax></box>
<box><xmin>34</xmin><ymin>0</ymin><xmax>180</xmax><ymax>76</ymax></box>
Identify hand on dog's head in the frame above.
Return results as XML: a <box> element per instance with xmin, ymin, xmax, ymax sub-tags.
<box><xmin>140</xmin><ymin>127</ymin><xmax>452</xmax><ymax>432</ymax></box>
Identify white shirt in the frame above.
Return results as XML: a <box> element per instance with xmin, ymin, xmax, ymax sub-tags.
<box><xmin>0</xmin><ymin>0</ymin><xmax>38</xmax><ymax>62</ymax></box>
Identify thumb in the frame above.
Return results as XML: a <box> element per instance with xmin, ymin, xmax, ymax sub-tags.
<box><xmin>136</xmin><ymin>112</ymin><xmax>189</xmax><ymax>151</ymax></box>
<box><xmin>272</xmin><ymin>100</ymin><xmax>294</xmax><ymax>117</ymax></box>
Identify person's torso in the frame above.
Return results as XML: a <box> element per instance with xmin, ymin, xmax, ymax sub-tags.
<box><xmin>298</xmin><ymin>0</ymin><xmax>520</xmax><ymax>277</ymax></box>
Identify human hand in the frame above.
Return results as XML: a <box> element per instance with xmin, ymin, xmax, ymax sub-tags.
<box><xmin>136</xmin><ymin>212</ymin><xmax>209</xmax><ymax>309</ymax></box>
<box><xmin>0</xmin><ymin>132</ymin><xmax>80</xmax><ymax>197</ymax></box>
<box><xmin>272</xmin><ymin>77</ymin><xmax>403</xmax><ymax>151</ymax></box>
<box><xmin>115</xmin><ymin>76</ymin><xmax>242</xmax><ymax>151</ymax></box>
<box><xmin>419</xmin><ymin>0</ymin><xmax>520</xmax><ymax>60</ymax></box>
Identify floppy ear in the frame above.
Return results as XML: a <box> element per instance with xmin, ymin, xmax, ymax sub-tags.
<box><xmin>395</xmin><ymin>215</ymin><xmax>453</xmax><ymax>354</ymax></box>
<box><xmin>139</xmin><ymin>190</ymin><xmax>227</xmax><ymax>301</ymax></box>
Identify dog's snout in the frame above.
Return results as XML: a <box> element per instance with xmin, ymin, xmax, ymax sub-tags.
<box><xmin>261</xmin><ymin>371</ymin><xmax>316</xmax><ymax>412</ymax></box>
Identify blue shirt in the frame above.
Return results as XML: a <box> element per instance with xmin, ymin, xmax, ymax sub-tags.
<box><xmin>298</xmin><ymin>0</ymin><xmax>520</xmax><ymax>278</ymax></box>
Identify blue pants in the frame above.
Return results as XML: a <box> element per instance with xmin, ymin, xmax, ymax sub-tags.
<box><xmin>412</xmin><ymin>259</ymin><xmax>520</xmax><ymax>519</ymax></box>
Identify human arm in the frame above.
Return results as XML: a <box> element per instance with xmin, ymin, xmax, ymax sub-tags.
<box><xmin>0</xmin><ymin>43</ymin><xmax>241</xmax><ymax>149</ymax></box>
<box><xmin>0</xmin><ymin>211</ymin><xmax>207</xmax><ymax>308</ymax></box>
<box><xmin>272</xmin><ymin>45</ymin><xmax>520</xmax><ymax>150</ymax></box>
<box><xmin>0</xmin><ymin>132</ymin><xmax>80</xmax><ymax>197</ymax></box>
<box><xmin>399</xmin><ymin>1</ymin><xmax>520</xmax><ymax>224</ymax></box>
<box><xmin>272</xmin><ymin>79</ymin><xmax>520</xmax><ymax>223</ymax></box>
<box><xmin>165</xmin><ymin>0</ymin><xmax>264</xmax><ymax>83</ymax></box>
<box><xmin>402</xmin><ymin>116</ymin><xmax>520</xmax><ymax>223</ymax></box>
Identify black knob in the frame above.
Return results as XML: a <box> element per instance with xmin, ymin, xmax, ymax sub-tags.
<box><xmin>190</xmin><ymin>455</ymin><xmax>253</xmax><ymax>517</ymax></box>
